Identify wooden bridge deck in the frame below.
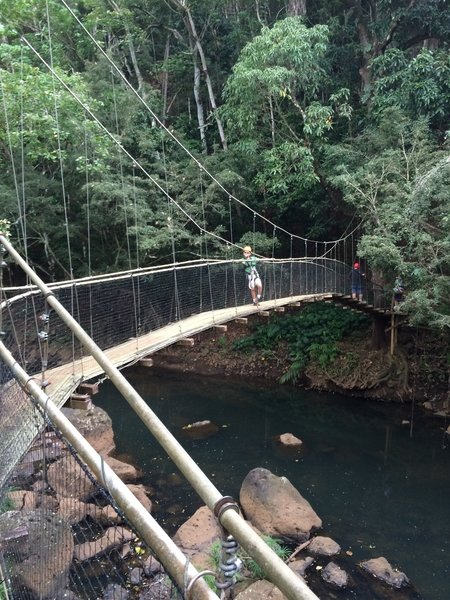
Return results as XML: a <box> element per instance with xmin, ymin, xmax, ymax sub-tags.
<box><xmin>45</xmin><ymin>294</ymin><xmax>318</xmax><ymax>406</ymax></box>
<box><xmin>44</xmin><ymin>292</ymin><xmax>390</xmax><ymax>408</ymax></box>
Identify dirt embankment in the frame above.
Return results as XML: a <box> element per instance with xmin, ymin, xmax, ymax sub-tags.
<box><xmin>151</xmin><ymin>318</ymin><xmax>449</xmax><ymax>415</ymax></box>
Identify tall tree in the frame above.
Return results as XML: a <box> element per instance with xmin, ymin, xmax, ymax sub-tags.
<box><xmin>325</xmin><ymin>110</ymin><xmax>450</xmax><ymax>327</ymax></box>
<box><xmin>222</xmin><ymin>16</ymin><xmax>351</xmax><ymax>232</ymax></box>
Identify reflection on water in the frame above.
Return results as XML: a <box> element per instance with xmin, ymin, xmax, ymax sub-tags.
<box><xmin>95</xmin><ymin>369</ymin><xmax>450</xmax><ymax>600</ymax></box>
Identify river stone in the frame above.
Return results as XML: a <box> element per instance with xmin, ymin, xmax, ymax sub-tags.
<box><xmin>74</xmin><ymin>526</ymin><xmax>135</xmax><ymax>562</ymax></box>
<box><xmin>47</xmin><ymin>455</ymin><xmax>97</xmax><ymax>501</ymax></box>
<box><xmin>278</xmin><ymin>433</ymin><xmax>303</xmax><ymax>448</ymax></box>
<box><xmin>103</xmin><ymin>583</ymin><xmax>129</xmax><ymax>600</ymax></box>
<box><xmin>6</xmin><ymin>490</ymin><xmax>40</xmax><ymax>511</ymax></box>
<box><xmin>321</xmin><ymin>561</ymin><xmax>348</xmax><ymax>587</ymax></box>
<box><xmin>0</xmin><ymin>509</ymin><xmax>73</xmax><ymax>599</ymax></box>
<box><xmin>288</xmin><ymin>556</ymin><xmax>314</xmax><ymax>577</ymax></box>
<box><xmin>180</xmin><ymin>420</ymin><xmax>219</xmax><ymax>440</ymax></box>
<box><xmin>308</xmin><ymin>536</ymin><xmax>341</xmax><ymax>556</ymax></box>
<box><xmin>103</xmin><ymin>455</ymin><xmax>140</xmax><ymax>482</ymax></box>
<box><xmin>172</xmin><ymin>505</ymin><xmax>221</xmax><ymax>569</ymax></box>
<box><xmin>240</xmin><ymin>468</ymin><xmax>322</xmax><ymax>542</ymax></box>
<box><xmin>234</xmin><ymin>580</ymin><xmax>287</xmax><ymax>599</ymax></box>
<box><xmin>127</xmin><ymin>483</ymin><xmax>152</xmax><ymax>512</ymax></box>
<box><xmin>360</xmin><ymin>556</ymin><xmax>410</xmax><ymax>588</ymax></box>
<box><xmin>62</xmin><ymin>405</ymin><xmax>116</xmax><ymax>455</ymax></box>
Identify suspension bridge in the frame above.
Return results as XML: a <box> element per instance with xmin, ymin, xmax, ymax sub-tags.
<box><xmin>0</xmin><ymin>4</ymin><xmax>395</xmax><ymax>599</ymax></box>
<box><xmin>0</xmin><ymin>234</ymin><xmax>391</xmax><ymax>600</ymax></box>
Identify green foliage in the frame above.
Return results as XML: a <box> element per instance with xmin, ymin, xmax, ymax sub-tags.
<box><xmin>0</xmin><ymin>0</ymin><xmax>449</xmax><ymax>284</ymax></box>
<box><xmin>243</xmin><ymin>535</ymin><xmax>290</xmax><ymax>580</ymax></box>
<box><xmin>0</xmin><ymin>493</ymin><xmax>15</xmax><ymax>513</ymax></box>
<box><xmin>238</xmin><ymin>231</ymin><xmax>280</xmax><ymax>259</ymax></box>
<box><xmin>233</xmin><ymin>302</ymin><xmax>369</xmax><ymax>383</ymax></box>
<box><xmin>216</xmin><ymin>335</ymin><xmax>227</xmax><ymax>348</ymax></box>
<box><xmin>208</xmin><ymin>534</ymin><xmax>290</xmax><ymax>584</ymax></box>
<box><xmin>325</xmin><ymin>111</ymin><xmax>450</xmax><ymax>328</ymax></box>
<box><xmin>371</xmin><ymin>48</ymin><xmax>450</xmax><ymax>128</ymax></box>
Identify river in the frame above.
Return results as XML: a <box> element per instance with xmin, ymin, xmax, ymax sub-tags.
<box><xmin>95</xmin><ymin>368</ymin><xmax>450</xmax><ymax>600</ymax></box>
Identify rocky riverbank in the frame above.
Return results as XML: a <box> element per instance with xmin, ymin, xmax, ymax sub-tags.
<box><xmin>1</xmin><ymin>407</ymin><xmax>423</xmax><ymax>600</ymax></box>
<box><xmin>149</xmin><ymin>315</ymin><xmax>449</xmax><ymax>416</ymax></box>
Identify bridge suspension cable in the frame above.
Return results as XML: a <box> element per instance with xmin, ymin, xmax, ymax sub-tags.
<box><xmin>0</xmin><ymin>13</ymin><xmax>365</xmax><ymax>296</ymax></box>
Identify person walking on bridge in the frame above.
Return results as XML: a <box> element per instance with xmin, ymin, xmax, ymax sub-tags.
<box><xmin>350</xmin><ymin>261</ymin><xmax>365</xmax><ymax>301</ymax></box>
<box><xmin>242</xmin><ymin>246</ymin><xmax>263</xmax><ymax>306</ymax></box>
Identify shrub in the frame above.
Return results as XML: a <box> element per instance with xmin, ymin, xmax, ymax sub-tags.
<box><xmin>234</xmin><ymin>302</ymin><xmax>370</xmax><ymax>383</ymax></box>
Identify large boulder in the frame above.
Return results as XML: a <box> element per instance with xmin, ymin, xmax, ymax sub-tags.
<box><xmin>360</xmin><ymin>556</ymin><xmax>410</xmax><ymax>589</ymax></box>
<box><xmin>308</xmin><ymin>536</ymin><xmax>341</xmax><ymax>557</ymax></box>
<box><xmin>240</xmin><ymin>468</ymin><xmax>322</xmax><ymax>543</ymax></box>
<box><xmin>0</xmin><ymin>509</ymin><xmax>73</xmax><ymax>599</ymax></box>
<box><xmin>321</xmin><ymin>561</ymin><xmax>348</xmax><ymax>588</ymax></box>
<box><xmin>47</xmin><ymin>455</ymin><xmax>97</xmax><ymax>501</ymax></box>
<box><xmin>172</xmin><ymin>505</ymin><xmax>221</xmax><ymax>569</ymax></box>
<box><xmin>73</xmin><ymin>526</ymin><xmax>135</xmax><ymax>562</ymax></box>
<box><xmin>127</xmin><ymin>483</ymin><xmax>152</xmax><ymax>512</ymax></box>
<box><xmin>234</xmin><ymin>580</ymin><xmax>287</xmax><ymax>599</ymax></box>
<box><xmin>62</xmin><ymin>405</ymin><xmax>115</xmax><ymax>455</ymax></box>
<box><xmin>103</xmin><ymin>455</ymin><xmax>140</xmax><ymax>483</ymax></box>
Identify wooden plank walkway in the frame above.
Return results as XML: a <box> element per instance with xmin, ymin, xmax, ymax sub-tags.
<box><xmin>46</xmin><ymin>293</ymin><xmax>334</xmax><ymax>408</ymax></box>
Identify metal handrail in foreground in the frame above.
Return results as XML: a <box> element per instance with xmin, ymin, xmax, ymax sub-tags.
<box><xmin>0</xmin><ymin>341</ymin><xmax>218</xmax><ymax>600</ymax></box>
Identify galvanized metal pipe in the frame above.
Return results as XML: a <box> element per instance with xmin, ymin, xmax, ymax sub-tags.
<box><xmin>0</xmin><ymin>234</ymin><xmax>320</xmax><ymax>600</ymax></box>
<box><xmin>0</xmin><ymin>341</ymin><xmax>218</xmax><ymax>600</ymax></box>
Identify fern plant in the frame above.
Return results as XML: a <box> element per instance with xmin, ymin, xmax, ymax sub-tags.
<box><xmin>233</xmin><ymin>302</ymin><xmax>370</xmax><ymax>383</ymax></box>
<box><xmin>242</xmin><ymin>535</ymin><xmax>290</xmax><ymax>579</ymax></box>
<box><xmin>208</xmin><ymin>535</ymin><xmax>291</xmax><ymax>584</ymax></box>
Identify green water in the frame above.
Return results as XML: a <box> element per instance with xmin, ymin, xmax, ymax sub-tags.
<box><xmin>95</xmin><ymin>369</ymin><xmax>450</xmax><ymax>600</ymax></box>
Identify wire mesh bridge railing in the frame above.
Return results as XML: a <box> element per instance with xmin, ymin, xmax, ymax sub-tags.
<box><xmin>1</xmin><ymin>255</ymin><xmax>389</xmax><ymax>382</ymax></box>
<box><xmin>0</xmin><ymin>238</ymin><xmax>392</xmax><ymax>600</ymax></box>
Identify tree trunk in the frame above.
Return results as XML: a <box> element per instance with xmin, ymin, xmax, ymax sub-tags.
<box><xmin>372</xmin><ymin>315</ymin><xmax>387</xmax><ymax>350</ymax></box>
<box><xmin>353</xmin><ymin>0</ymin><xmax>418</xmax><ymax>96</ymax></box>
<box><xmin>161</xmin><ymin>34</ymin><xmax>171</xmax><ymax>124</ymax></box>
<box><xmin>169</xmin><ymin>0</ymin><xmax>228</xmax><ymax>151</ymax></box>
<box><xmin>287</xmin><ymin>0</ymin><xmax>307</xmax><ymax>16</ymax></box>
<box><xmin>193</xmin><ymin>54</ymin><xmax>207</xmax><ymax>153</ymax></box>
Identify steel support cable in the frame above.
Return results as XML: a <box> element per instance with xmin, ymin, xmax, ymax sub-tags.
<box><xmin>84</xmin><ymin>114</ymin><xmax>95</xmax><ymax>339</ymax></box>
<box><xmin>30</xmin><ymin>293</ymin><xmax>46</xmax><ymax>377</ymax></box>
<box><xmin>132</xmin><ymin>164</ymin><xmax>142</xmax><ymax>343</ymax></box>
<box><xmin>110</xmin><ymin>69</ymin><xmax>139</xmax><ymax>349</ymax></box>
<box><xmin>45</xmin><ymin>0</ymin><xmax>82</xmax><ymax>378</ymax></box>
<box><xmin>111</xmin><ymin>68</ymin><xmax>133</xmax><ymax>272</ymax></box>
<box><xmin>56</xmin><ymin>0</ymin><xmax>359</xmax><ymax>248</ymax></box>
<box><xmin>0</xmin><ymin>245</ymin><xmax>6</xmax><ymax>337</ymax></box>
<box><xmin>304</xmin><ymin>239</ymin><xmax>308</xmax><ymax>294</ymax></box>
<box><xmin>228</xmin><ymin>197</ymin><xmax>239</xmax><ymax>315</ymax></box>
<box><xmin>0</xmin><ymin>72</ymin><xmax>26</xmax><ymax>250</ymax></box>
<box><xmin>200</xmin><ymin>171</ymin><xmax>216</xmax><ymax>324</ymax></box>
<box><xmin>0</xmin><ymin>233</ymin><xmax>319</xmax><ymax>600</ymax></box>
<box><xmin>19</xmin><ymin>47</ymin><xmax>28</xmax><ymax>263</ymax></box>
<box><xmin>1</xmin><ymin>293</ymin><xmax>26</xmax><ymax>368</ymax></box>
<box><xmin>271</xmin><ymin>226</ymin><xmax>277</xmax><ymax>305</ymax></box>
<box><xmin>289</xmin><ymin>236</ymin><xmax>293</xmax><ymax>297</ymax></box>
<box><xmin>16</xmin><ymin>32</ymin><xmax>359</xmax><ymax>268</ymax></box>
<box><xmin>161</xmin><ymin>137</ymin><xmax>182</xmax><ymax>330</ymax></box>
